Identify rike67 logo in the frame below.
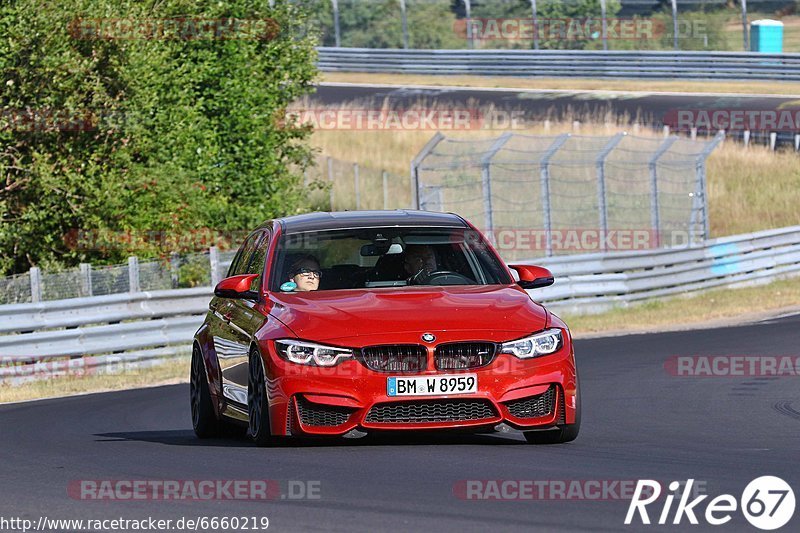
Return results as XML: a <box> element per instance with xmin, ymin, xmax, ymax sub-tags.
<box><xmin>626</xmin><ymin>477</ymin><xmax>795</xmax><ymax>530</ymax></box>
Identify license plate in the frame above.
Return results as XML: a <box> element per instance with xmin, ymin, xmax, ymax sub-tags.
<box><xmin>387</xmin><ymin>374</ymin><xmax>477</xmax><ymax>397</ymax></box>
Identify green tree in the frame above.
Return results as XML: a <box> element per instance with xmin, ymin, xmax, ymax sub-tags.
<box><xmin>0</xmin><ymin>0</ymin><xmax>319</xmax><ymax>275</ymax></box>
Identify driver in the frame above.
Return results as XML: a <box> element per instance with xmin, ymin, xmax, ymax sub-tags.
<box><xmin>402</xmin><ymin>245</ymin><xmax>437</xmax><ymax>281</ymax></box>
<box><xmin>283</xmin><ymin>255</ymin><xmax>321</xmax><ymax>292</ymax></box>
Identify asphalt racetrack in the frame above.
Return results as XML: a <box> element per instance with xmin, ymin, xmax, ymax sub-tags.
<box><xmin>1</xmin><ymin>314</ymin><xmax>798</xmax><ymax>532</ymax></box>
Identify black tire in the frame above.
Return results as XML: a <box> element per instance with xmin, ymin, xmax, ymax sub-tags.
<box><xmin>524</xmin><ymin>383</ymin><xmax>581</xmax><ymax>445</ymax></box>
<box><xmin>248</xmin><ymin>348</ymin><xmax>273</xmax><ymax>446</ymax></box>
<box><xmin>190</xmin><ymin>346</ymin><xmax>220</xmax><ymax>438</ymax></box>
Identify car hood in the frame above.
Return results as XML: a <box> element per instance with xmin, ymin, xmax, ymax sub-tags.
<box><xmin>267</xmin><ymin>285</ymin><xmax>548</xmax><ymax>344</ymax></box>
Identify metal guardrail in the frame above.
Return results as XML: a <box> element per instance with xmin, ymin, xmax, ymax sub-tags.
<box><xmin>1</xmin><ymin>225</ymin><xmax>799</xmax><ymax>381</ymax></box>
<box><xmin>532</xmin><ymin>225</ymin><xmax>800</xmax><ymax>313</ymax></box>
<box><xmin>317</xmin><ymin>48</ymin><xmax>800</xmax><ymax>81</ymax></box>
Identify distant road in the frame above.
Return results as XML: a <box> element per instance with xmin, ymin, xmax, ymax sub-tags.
<box><xmin>313</xmin><ymin>82</ymin><xmax>800</xmax><ymax>135</ymax></box>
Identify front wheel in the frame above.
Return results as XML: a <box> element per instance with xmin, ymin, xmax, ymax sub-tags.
<box><xmin>248</xmin><ymin>348</ymin><xmax>274</xmax><ymax>446</ymax></box>
<box><xmin>190</xmin><ymin>346</ymin><xmax>219</xmax><ymax>438</ymax></box>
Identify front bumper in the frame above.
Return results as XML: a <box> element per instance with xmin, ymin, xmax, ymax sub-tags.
<box><xmin>264</xmin><ymin>342</ymin><xmax>578</xmax><ymax>437</ymax></box>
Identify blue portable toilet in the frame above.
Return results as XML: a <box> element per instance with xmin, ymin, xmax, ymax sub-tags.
<box><xmin>750</xmin><ymin>19</ymin><xmax>784</xmax><ymax>53</ymax></box>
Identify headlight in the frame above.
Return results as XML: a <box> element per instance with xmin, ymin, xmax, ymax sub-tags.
<box><xmin>274</xmin><ymin>339</ymin><xmax>354</xmax><ymax>367</ymax></box>
<box><xmin>500</xmin><ymin>328</ymin><xmax>563</xmax><ymax>359</ymax></box>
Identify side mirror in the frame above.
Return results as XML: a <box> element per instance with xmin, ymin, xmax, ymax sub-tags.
<box><xmin>214</xmin><ymin>274</ymin><xmax>260</xmax><ymax>301</ymax></box>
<box><xmin>508</xmin><ymin>264</ymin><xmax>554</xmax><ymax>290</ymax></box>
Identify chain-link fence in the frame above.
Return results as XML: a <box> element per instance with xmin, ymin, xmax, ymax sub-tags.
<box><xmin>295</xmin><ymin>0</ymin><xmax>799</xmax><ymax>52</ymax></box>
<box><xmin>0</xmin><ymin>249</ymin><xmax>238</xmax><ymax>306</ymax></box>
<box><xmin>306</xmin><ymin>155</ymin><xmax>412</xmax><ymax>211</ymax></box>
<box><xmin>413</xmin><ymin>131</ymin><xmax>723</xmax><ymax>260</ymax></box>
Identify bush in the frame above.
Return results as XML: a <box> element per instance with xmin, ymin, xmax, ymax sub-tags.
<box><xmin>0</xmin><ymin>0</ymin><xmax>319</xmax><ymax>275</ymax></box>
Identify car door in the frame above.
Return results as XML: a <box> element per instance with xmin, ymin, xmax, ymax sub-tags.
<box><xmin>212</xmin><ymin>231</ymin><xmax>263</xmax><ymax>406</ymax></box>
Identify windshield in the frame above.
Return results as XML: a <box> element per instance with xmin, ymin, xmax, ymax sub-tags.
<box><xmin>271</xmin><ymin>226</ymin><xmax>512</xmax><ymax>292</ymax></box>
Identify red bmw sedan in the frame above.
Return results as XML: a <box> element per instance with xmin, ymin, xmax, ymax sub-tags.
<box><xmin>191</xmin><ymin>210</ymin><xmax>580</xmax><ymax>445</ymax></box>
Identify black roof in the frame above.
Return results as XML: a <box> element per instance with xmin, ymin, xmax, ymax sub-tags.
<box><xmin>273</xmin><ymin>210</ymin><xmax>467</xmax><ymax>234</ymax></box>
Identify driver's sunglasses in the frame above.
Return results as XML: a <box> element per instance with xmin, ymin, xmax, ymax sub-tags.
<box><xmin>295</xmin><ymin>268</ymin><xmax>322</xmax><ymax>279</ymax></box>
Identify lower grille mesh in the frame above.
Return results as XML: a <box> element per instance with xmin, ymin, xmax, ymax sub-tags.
<box><xmin>505</xmin><ymin>386</ymin><xmax>556</xmax><ymax>419</ymax></box>
<box><xmin>365</xmin><ymin>399</ymin><xmax>497</xmax><ymax>424</ymax></box>
<box><xmin>296</xmin><ymin>396</ymin><xmax>354</xmax><ymax>427</ymax></box>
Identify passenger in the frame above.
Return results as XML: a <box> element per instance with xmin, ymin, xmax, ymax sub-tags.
<box><xmin>402</xmin><ymin>245</ymin><xmax>437</xmax><ymax>281</ymax></box>
<box><xmin>283</xmin><ymin>255</ymin><xmax>322</xmax><ymax>292</ymax></box>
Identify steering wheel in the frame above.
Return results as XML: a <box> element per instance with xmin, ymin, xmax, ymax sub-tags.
<box><xmin>412</xmin><ymin>270</ymin><xmax>474</xmax><ymax>286</ymax></box>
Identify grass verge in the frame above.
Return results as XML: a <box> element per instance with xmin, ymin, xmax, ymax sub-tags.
<box><xmin>321</xmin><ymin>72</ymin><xmax>800</xmax><ymax>96</ymax></box>
<box><xmin>0</xmin><ymin>357</ymin><xmax>189</xmax><ymax>404</ymax></box>
<box><xmin>563</xmin><ymin>275</ymin><xmax>800</xmax><ymax>337</ymax></box>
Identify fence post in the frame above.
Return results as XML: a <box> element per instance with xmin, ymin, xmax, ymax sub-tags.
<box><xmin>596</xmin><ymin>133</ymin><xmax>626</xmax><ymax>251</ymax></box>
<box><xmin>600</xmin><ymin>0</ymin><xmax>608</xmax><ymax>51</ymax></box>
<box><xmin>80</xmin><ymin>263</ymin><xmax>93</xmax><ymax>297</ymax></box>
<box><xmin>410</xmin><ymin>132</ymin><xmax>445</xmax><ymax>210</ymax></box>
<box><xmin>693</xmin><ymin>131</ymin><xmax>725</xmax><ymax>242</ymax></box>
<box><xmin>480</xmin><ymin>133</ymin><xmax>514</xmax><ymax>244</ymax></box>
<box><xmin>464</xmin><ymin>0</ymin><xmax>473</xmax><ymax>49</ymax></box>
<box><xmin>128</xmin><ymin>256</ymin><xmax>140</xmax><ymax>293</ymax></box>
<box><xmin>400</xmin><ymin>0</ymin><xmax>409</xmax><ymax>49</ymax></box>
<box><xmin>741</xmin><ymin>0</ymin><xmax>749</xmax><ymax>51</ymax></box>
<box><xmin>327</xmin><ymin>156</ymin><xmax>335</xmax><ymax>210</ymax></box>
<box><xmin>648</xmin><ymin>137</ymin><xmax>677</xmax><ymax>248</ymax></box>
<box><xmin>770</xmin><ymin>132</ymin><xmax>777</xmax><ymax>151</ymax></box>
<box><xmin>743</xmin><ymin>130</ymin><xmax>751</xmax><ymax>147</ymax></box>
<box><xmin>169</xmin><ymin>252</ymin><xmax>180</xmax><ymax>289</ymax></box>
<box><xmin>331</xmin><ymin>0</ymin><xmax>341</xmax><ymax>47</ymax></box>
<box><xmin>530</xmin><ymin>0</ymin><xmax>539</xmax><ymax>50</ymax></box>
<box><xmin>29</xmin><ymin>267</ymin><xmax>42</xmax><ymax>303</ymax></box>
<box><xmin>353</xmin><ymin>162</ymin><xmax>360</xmax><ymax>210</ymax></box>
<box><xmin>539</xmin><ymin>134</ymin><xmax>571</xmax><ymax>257</ymax></box>
<box><xmin>795</xmin><ymin>134</ymin><xmax>800</xmax><ymax>152</ymax></box>
<box><xmin>382</xmin><ymin>171</ymin><xmax>389</xmax><ymax>210</ymax></box>
<box><xmin>670</xmin><ymin>0</ymin><xmax>679</xmax><ymax>50</ymax></box>
<box><xmin>210</xmin><ymin>246</ymin><xmax>221</xmax><ymax>287</ymax></box>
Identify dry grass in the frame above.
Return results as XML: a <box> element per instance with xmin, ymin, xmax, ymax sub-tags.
<box><xmin>564</xmin><ymin>275</ymin><xmax>800</xmax><ymax>337</ymax></box>
<box><xmin>0</xmin><ymin>357</ymin><xmax>189</xmax><ymax>404</ymax></box>
<box><xmin>322</xmin><ymin>72</ymin><xmax>800</xmax><ymax>96</ymax></box>
<box><xmin>306</xmin><ymin>103</ymin><xmax>800</xmax><ymax>237</ymax></box>
<box><xmin>707</xmin><ymin>142</ymin><xmax>800</xmax><ymax>236</ymax></box>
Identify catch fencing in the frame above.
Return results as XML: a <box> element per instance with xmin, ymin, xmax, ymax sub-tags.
<box><xmin>0</xmin><ymin>248</ymin><xmax>236</xmax><ymax>306</ymax></box>
<box><xmin>413</xmin><ymin>131</ymin><xmax>723</xmax><ymax>260</ymax></box>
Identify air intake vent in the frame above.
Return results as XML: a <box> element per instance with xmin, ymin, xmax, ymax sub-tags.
<box><xmin>361</xmin><ymin>345</ymin><xmax>427</xmax><ymax>373</ymax></box>
<box><xmin>434</xmin><ymin>342</ymin><xmax>496</xmax><ymax>370</ymax></box>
